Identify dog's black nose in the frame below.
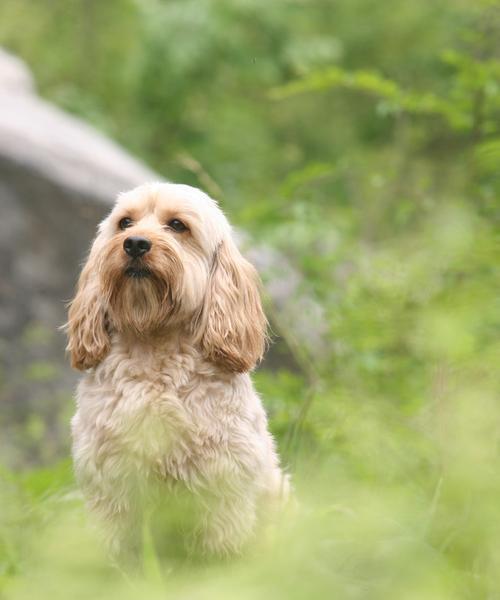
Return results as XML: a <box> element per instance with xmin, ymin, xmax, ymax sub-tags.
<box><xmin>123</xmin><ymin>236</ymin><xmax>152</xmax><ymax>258</ymax></box>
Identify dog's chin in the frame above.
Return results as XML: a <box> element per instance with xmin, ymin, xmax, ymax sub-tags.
<box><xmin>106</xmin><ymin>263</ymin><xmax>179</xmax><ymax>336</ymax></box>
<box><xmin>124</xmin><ymin>265</ymin><xmax>151</xmax><ymax>279</ymax></box>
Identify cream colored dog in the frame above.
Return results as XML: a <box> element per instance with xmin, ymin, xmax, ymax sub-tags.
<box><xmin>66</xmin><ymin>182</ymin><xmax>288</xmax><ymax>557</ymax></box>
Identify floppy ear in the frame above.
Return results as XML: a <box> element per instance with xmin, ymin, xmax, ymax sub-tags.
<box><xmin>66</xmin><ymin>242</ymin><xmax>110</xmax><ymax>370</ymax></box>
<box><xmin>200</xmin><ymin>239</ymin><xmax>268</xmax><ymax>373</ymax></box>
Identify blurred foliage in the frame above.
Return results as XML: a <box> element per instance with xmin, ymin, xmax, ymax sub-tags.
<box><xmin>1</xmin><ymin>0</ymin><xmax>500</xmax><ymax>597</ymax></box>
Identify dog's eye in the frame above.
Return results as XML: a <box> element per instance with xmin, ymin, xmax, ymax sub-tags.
<box><xmin>119</xmin><ymin>217</ymin><xmax>133</xmax><ymax>230</ymax></box>
<box><xmin>167</xmin><ymin>219</ymin><xmax>188</xmax><ymax>233</ymax></box>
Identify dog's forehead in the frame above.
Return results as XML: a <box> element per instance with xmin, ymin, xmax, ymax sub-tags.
<box><xmin>115</xmin><ymin>183</ymin><xmax>220</xmax><ymax>219</ymax></box>
<box><xmin>103</xmin><ymin>183</ymin><xmax>231</xmax><ymax>251</ymax></box>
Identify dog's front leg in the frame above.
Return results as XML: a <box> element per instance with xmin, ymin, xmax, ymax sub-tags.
<box><xmin>74</xmin><ymin>450</ymin><xmax>144</xmax><ymax>563</ymax></box>
<box><xmin>197</xmin><ymin>487</ymin><xmax>258</xmax><ymax>556</ymax></box>
<box><xmin>82</xmin><ymin>485</ymin><xmax>143</xmax><ymax>564</ymax></box>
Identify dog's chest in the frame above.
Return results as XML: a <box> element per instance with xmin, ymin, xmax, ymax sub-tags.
<box><xmin>109</xmin><ymin>377</ymin><xmax>184</xmax><ymax>459</ymax></box>
<box><xmin>78</xmin><ymin>351</ymin><xmax>210</xmax><ymax>466</ymax></box>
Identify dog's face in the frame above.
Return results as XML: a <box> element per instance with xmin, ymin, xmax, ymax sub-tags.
<box><xmin>98</xmin><ymin>184</ymin><xmax>228</xmax><ymax>335</ymax></box>
<box><xmin>66</xmin><ymin>183</ymin><xmax>267</xmax><ymax>373</ymax></box>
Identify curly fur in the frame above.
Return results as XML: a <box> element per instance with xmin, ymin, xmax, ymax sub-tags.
<box><xmin>66</xmin><ymin>182</ymin><xmax>288</xmax><ymax>557</ymax></box>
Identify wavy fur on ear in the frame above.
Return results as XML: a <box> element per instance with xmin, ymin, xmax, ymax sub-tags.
<box><xmin>66</xmin><ymin>243</ymin><xmax>110</xmax><ymax>371</ymax></box>
<box><xmin>200</xmin><ymin>239</ymin><xmax>268</xmax><ymax>373</ymax></box>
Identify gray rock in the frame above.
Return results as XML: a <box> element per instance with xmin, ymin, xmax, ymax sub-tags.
<box><xmin>0</xmin><ymin>48</ymin><xmax>34</xmax><ymax>95</ymax></box>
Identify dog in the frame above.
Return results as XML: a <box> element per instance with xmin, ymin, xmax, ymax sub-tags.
<box><xmin>66</xmin><ymin>182</ymin><xmax>289</xmax><ymax>558</ymax></box>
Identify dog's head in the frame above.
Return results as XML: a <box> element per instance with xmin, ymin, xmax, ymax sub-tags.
<box><xmin>66</xmin><ymin>183</ymin><xmax>267</xmax><ymax>373</ymax></box>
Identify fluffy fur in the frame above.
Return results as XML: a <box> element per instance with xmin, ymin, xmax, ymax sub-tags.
<box><xmin>66</xmin><ymin>182</ymin><xmax>288</xmax><ymax>557</ymax></box>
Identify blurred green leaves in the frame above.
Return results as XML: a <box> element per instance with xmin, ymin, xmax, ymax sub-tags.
<box><xmin>270</xmin><ymin>56</ymin><xmax>500</xmax><ymax>133</ymax></box>
<box><xmin>1</xmin><ymin>0</ymin><xmax>500</xmax><ymax>597</ymax></box>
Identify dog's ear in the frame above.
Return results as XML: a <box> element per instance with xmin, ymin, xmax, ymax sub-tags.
<box><xmin>200</xmin><ymin>239</ymin><xmax>268</xmax><ymax>373</ymax></box>
<box><xmin>66</xmin><ymin>241</ymin><xmax>110</xmax><ymax>371</ymax></box>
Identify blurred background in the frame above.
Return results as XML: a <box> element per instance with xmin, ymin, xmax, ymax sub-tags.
<box><xmin>0</xmin><ymin>0</ymin><xmax>499</xmax><ymax>598</ymax></box>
